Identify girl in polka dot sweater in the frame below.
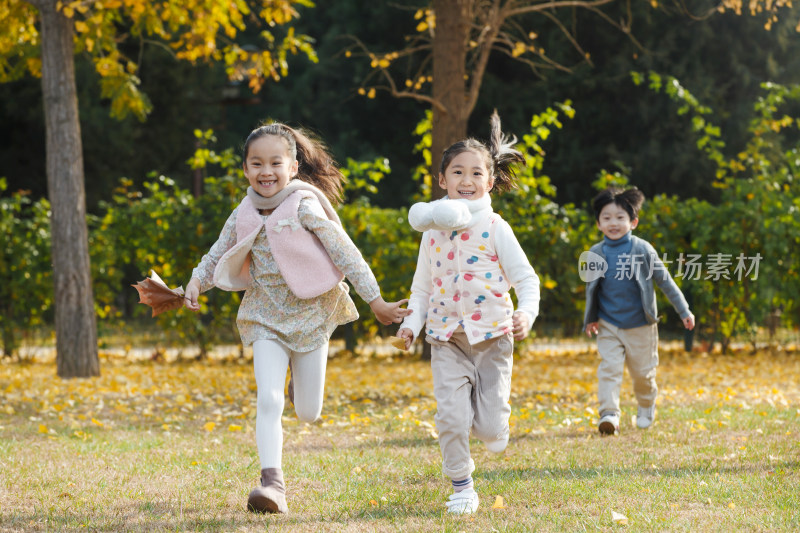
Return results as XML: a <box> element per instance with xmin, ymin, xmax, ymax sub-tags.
<box><xmin>397</xmin><ymin>112</ymin><xmax>540</xmax><ymax>514</ymax></box>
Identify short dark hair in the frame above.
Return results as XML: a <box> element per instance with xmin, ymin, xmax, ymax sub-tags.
<box><xmin>592</xmin><ymin>187</ymin><xmax>645</xmax><ymax>221</ymax></box>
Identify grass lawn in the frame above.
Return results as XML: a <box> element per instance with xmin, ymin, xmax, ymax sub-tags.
<box><xmin>0</xmin><ymin>345</ymin><xmax>798</xmax><ymax>531</ymax></box>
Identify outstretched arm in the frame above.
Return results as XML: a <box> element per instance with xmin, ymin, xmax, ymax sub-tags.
<box><xmin>369</xmin><ymin>297</ymin><xmax>412</xmax><ymax>325</ymax></box>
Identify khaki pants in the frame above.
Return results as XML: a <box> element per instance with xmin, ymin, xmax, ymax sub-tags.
<box><xmin>428</xmin><ymin>330</ymin><xmax>514</xmax><ymax>480</ymax></box>
<box><xmin>596</xmin><ymin>319</ymin><xmax>659</xmax><ymax>417</ymax></box>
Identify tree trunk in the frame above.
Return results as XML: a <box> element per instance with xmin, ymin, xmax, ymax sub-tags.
<box><xmin>38</xmin><ymin>0</ymin><xmax>100</xmax><ymax>378</ymax></box>
<box><xmin>420</xmin><ymin>0</ymin><xmax>474</xmax><ymax>361</ymax></box>
<box><xmin>431</xmin><ymin>0</ymin><xmax>472</xmax><ymax>200</ymax></box>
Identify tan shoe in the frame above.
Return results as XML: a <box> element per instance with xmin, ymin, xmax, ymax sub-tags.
<box><xmin>247</xmin><ymin>467</ymin><xmax>288</xmax><ymax>514</ymax></box>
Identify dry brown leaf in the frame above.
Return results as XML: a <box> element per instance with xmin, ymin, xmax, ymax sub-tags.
<box><xmin>132</xmin><ymin>271</ymin><xmax>185</xmax><ymax>317</ymax></box>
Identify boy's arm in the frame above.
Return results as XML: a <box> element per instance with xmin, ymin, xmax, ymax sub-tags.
<box><xmin>646</xmin><ymin>244</ymin><xmax>691</xmax><ymax>319</ymax></box>
<box><xmin>495</xmin><ymin>220</ymin><xmax>540</xmax><ymax>330</ymax></box>
<box><xmin>398</xmin><ymin>237</ymin><xmax>433</xmax><ymax>341</ymax></box>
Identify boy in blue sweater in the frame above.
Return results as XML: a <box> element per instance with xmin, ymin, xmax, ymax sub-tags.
<box><xmin>583</xmin><ymin>188</ymin><xmax>695</xmax><ymax>435</ymax></box>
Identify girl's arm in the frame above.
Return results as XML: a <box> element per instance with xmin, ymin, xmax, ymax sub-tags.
<box><xmin>299</xmin><ymin>199</ymin><xmax>410</xmax><ymax>324</ymax></box>
<box><xmin>184</xmin><ymin>208</ymin><xmax>238</xmax><ymax>310</ymax></box>
<box><xmin>398</xmin><ymin>237</ymin><xmax>433</xmax><ymax>342</ymax></box>
<box><xmin>495</xmin><ymin>219</ymin><xmax>540</xmax><ymax>337</ymax></box>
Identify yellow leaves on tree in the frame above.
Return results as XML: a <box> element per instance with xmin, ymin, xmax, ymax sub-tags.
<box><xmin>2</xmin><ymin>0</ymin><xmax>317</xmax><ymax>120</ymax></box>
<box><xmin>716</xmin><ymin>0</ymin><xmax>799</xmax><ymax>31</ymax></box>
<box><xmin>414</xmin><ymin>8</ymin><xmax>435</xmax><ymax>33</ymax></box>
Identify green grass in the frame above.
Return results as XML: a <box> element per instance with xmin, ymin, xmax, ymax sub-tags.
<box><xmin>0</xmin><ymin>348</ymin><xmax>798</xmax><ymax>531</ymax></box>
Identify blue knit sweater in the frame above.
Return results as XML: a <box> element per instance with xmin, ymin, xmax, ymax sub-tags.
<box><xmin>597</xmin><ymin>232</ymin><xmax>648</xmax><ymax>329</ymax></box>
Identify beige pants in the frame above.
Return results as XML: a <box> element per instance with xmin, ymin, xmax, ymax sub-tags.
<box><xmin>428</xmin><ymin>329</ymin><xmax>514</xmax><ymax>480</ymax></box>
<box><xmin>596</xmin><ymin>318</ymin><xmax>659</xmax><ymax>417</ymax></box>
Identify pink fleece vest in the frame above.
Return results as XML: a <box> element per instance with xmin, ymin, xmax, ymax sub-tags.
<box><xmin>212</xmin><ymin>192</ymin><xmax>344</xmax><ymax>298</ymax></box>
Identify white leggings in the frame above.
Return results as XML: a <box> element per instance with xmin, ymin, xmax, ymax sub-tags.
<box><xmin>252</xmin><ymin>338</ymin><xmax>328</xmax><ymax>469</ymax></box>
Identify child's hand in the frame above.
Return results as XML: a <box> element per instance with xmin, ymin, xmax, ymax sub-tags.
<box><xmin>512</xmin><ymin>312</ymin><xmax>530</xmax><ymax>341</ymax></box>
<box><xmin>585</xmin><ymin>322</ymin><xmax>599</xmax><ymax>337</ymax></box>
<box><xmin>397</xmin><ymin>328</ymin><xmax>415</xmax><ymax>350</ymax></box>
<box><xmin>184</xmin><ymin>278</ymin><xmax>201</xmax><ymax>312</ymax></box>
<box><xmin>369</xmin><ymin>296</ymin><xmax>412</xmax><ymax>325</ymax></box>
<box><xmin>683</xmin><ymin>313</ymin><xmax>696</xmax><ymax>331</ymax></box>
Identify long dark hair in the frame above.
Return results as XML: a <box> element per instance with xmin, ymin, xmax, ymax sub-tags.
<box><xmin>438</xmin><ymin>111</ymin><xmax>525</xmax><ymax>193</ymax></box>
<box><xmin>243</xmin><ymin>122</ymin><xmax>344</xmax><ymax>204</ymax></box>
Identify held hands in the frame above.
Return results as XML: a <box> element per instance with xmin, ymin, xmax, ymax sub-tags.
<box><xmin>369</xmin><ymin>296</ymin><xmax>412</xmax><ymax>326</ymax></box>
<box><xmin>512</xmin><ymin>311</ymin><xmax>531</xmax><ymax>341</ymax></box>
<box><xmin>585</xmin><ymin>322</ymin><xmax>599</xmax><ymax>337</ymax></box>
<box><xmin>184</xmin><ymin>278</ymin><xmax>201</xmax><ymax>312</ymax></box>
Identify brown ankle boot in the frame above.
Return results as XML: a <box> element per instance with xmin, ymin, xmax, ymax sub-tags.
<box><xmin>247</xmin><ymin>467</ymin><xmax>288</xmax><ymax>514</ymax></box>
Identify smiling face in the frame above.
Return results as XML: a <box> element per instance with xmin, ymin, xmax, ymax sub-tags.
<box><xmin>243</xmin><ymin>134</ymin><xmax>298</xmax><ymax>198</ymax></box>
<box><xmin>596</xmin><ymin>201</ymin><xmax>638</xmax><ymax>240</ymax></box>
<box><xmin>438</xmin><ymin>149</ymin><xmax>494</xmax><ymax>201</ymax></box>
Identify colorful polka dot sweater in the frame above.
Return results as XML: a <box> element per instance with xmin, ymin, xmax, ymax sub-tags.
<box><xmin>401</xmin><ymin>197</ymin><xmax>540</xmax><ymax>345</ymax></box>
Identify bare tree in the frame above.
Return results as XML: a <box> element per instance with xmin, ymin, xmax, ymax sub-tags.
<box><xmin>351</xmin><ymin>0</ymin><xmax>636</xmax><ymax>198</ymax></box>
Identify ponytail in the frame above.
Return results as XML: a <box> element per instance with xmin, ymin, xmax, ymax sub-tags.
<box><xmin>438</xmin><ymin>111</ymin><xmax>525</xmax><ymax>194</ymax></box>
<box><xmin>488</xmin><ymin>110</ymin><xmax>524</xmax><ymax>193</ymax></box>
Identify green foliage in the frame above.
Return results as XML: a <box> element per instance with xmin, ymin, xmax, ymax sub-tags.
<box><xmin>4</xmin><ymin>82</ymin><xmax>800</xmax><ymax>351</ymax></box>
<box><xmin>493</xmin><ymin>102</ymin><xmax>595</xmax><ymax>334</ymax></box>
<box><xmin>0</xmin><ymin>179</ymin><xmax>52</xmax><ymax>356</ymax></box>
<box><xmin>633</xmin><ymin>73</ymin><xmax>800</xmax><ymax>351</ymax></box>
<box><xmin>341</xmin><ymin>156</ymin><xmax>391</xmax><ymax>199</ymax></box>
<box><xmin>410</xmin><ymin>109</ymin><xmax>433</xmax><ymax>202</ymax></box>
<box><xmin>91</xmin><ymin>134</ymin><xmax>245</xmax><ymax>354</ymax></box>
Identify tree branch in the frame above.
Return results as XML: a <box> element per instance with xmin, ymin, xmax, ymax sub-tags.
<box><xmin>539</xmin><ymin>10</ymin><xmax>594</xmax><ymax>67</ymax></box>
<box><xmin>379</xmin><ymin>67</ymin><xmax>447</xmax><ymax>112</ymax></box>
<box><xmin>466</xmin><ymin>0</ymin><xmax>505</xmax><ymax>114</ymax></box>
<box><xmin>507</xmin><ymin>0</ymin><xmax>617</xmax><ymax>17</ymax></box>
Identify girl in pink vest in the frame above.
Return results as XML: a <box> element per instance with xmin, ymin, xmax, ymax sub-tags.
<box><xmin>184</xmin><ymin>123</ymin><xmax>410</xmax><ymax>514</ymax></box>
<box><xmin>398</xmin><ymin>112</ymin><xmax>540</xmax><ymax>514</ymax></box>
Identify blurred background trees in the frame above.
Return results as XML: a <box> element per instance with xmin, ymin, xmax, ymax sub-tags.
<box><xmin>1</xmin><ymin>0</ymin><xmax>799</xmax><ymax>364</ymax></box>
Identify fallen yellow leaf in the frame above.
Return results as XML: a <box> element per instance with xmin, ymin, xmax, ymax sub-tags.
<box><xmin>203</xmin><ymin>422</ymin><xmax>216</xmax><ymax>432</ymax></box>
<box><xmin>491</xmin><ymin>495</ymin><xmax>506</xmax><ymax>509</ymax></box>
<box><xmin>369</xmin><ymin>499</ymin><xmax>378</xmax><ymax>506</ymax></box>
<box><xmin>91</xmin><ymin>417</ymin><xmax>104</xmax><ymax>427</ymax></box>
<box><xmin>389</xmin><ymin>336</ymin><xmax>407</xmax><ymax>351</ymax></box>
<box><xmin>728</xmin><ymin>502</ymin><xmax>736</xmax><ymax>509</ymax></box>
<box><xmin>228</xmin><ymin>424</ymin><xmax>242</xmax><ymax>432</ymax></box>
<box><xmin>612</xmin><ymin>510</ymin><xmax>628</xmax><ymax>525</ymax></box>
<box><xmin>38</xmin><ymin>424</ymin><xmax>48</xmax><ymax>434</ymax></box>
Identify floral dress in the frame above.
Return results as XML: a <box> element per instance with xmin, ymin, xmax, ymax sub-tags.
<box><xmin>192</xmin><ymin>198</ymin><xmax>380</xmax><ymax>352</ymax></box>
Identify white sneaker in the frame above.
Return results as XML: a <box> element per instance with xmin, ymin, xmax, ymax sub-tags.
<box><xmin>636</xmin><ymin>405</ymin><xmax>656</xmax><ymax>429</ymax></box>
<box><xmin>598</xmin><ymin>413</ymin><xmax>620</xmax><ymax>435</ymax></box>
<box><xmin>445</xmin><ymin>488</ymin><xmax>479</xmax><ymax>514</ymax></box>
